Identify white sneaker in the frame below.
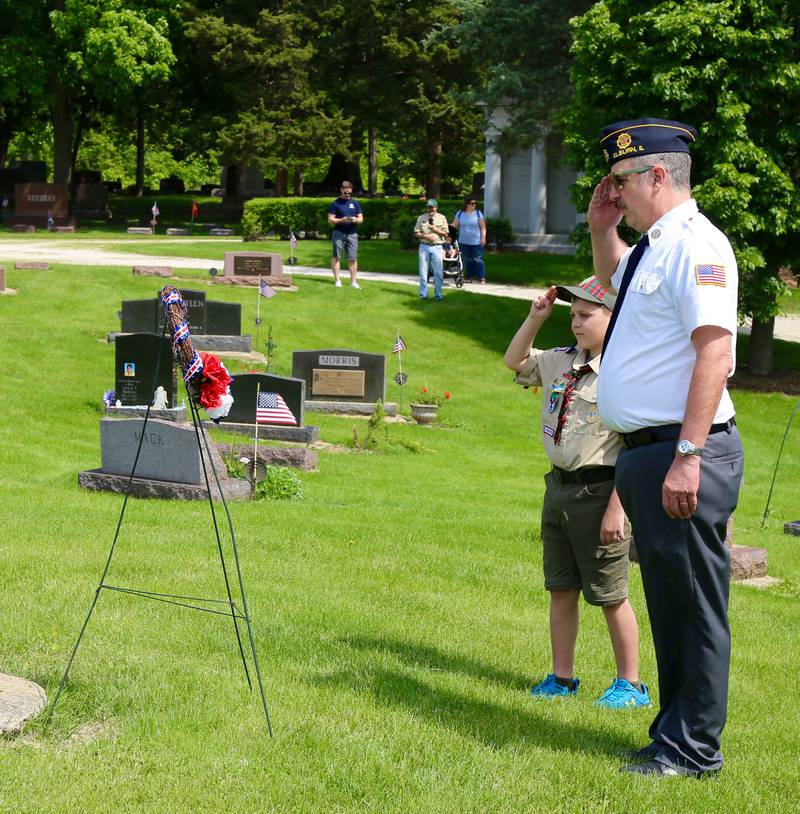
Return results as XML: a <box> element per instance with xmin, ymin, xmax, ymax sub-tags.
<box><xmin>351</xmin><ymin>281</ymin><xmax>361</xmax><ymax>289</ymax></box>
<box><xmin>334</xmin><ymin>279</ymin><xmax>342</xmax><ymax>287</ymax></box>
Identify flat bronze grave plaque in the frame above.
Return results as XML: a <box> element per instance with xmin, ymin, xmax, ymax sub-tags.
<box><xmin>312</xmin><ymin>369</ymin><xmax>365</xmax><ymax>397</ymax></box>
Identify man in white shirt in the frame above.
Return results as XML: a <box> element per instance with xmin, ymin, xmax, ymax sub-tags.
<box><xmin>588</xmin><ymin>118</ymin><xmax>744</xmax><ymax>778</ymax></box>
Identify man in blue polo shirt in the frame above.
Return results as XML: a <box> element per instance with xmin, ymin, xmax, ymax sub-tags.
<box><xmin>327</xmin><ymin>180</ymin><xmax>364</xmax><ymax>288</ymax></box>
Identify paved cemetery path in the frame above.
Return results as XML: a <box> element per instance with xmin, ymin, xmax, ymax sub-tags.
<box><xmin>2</xmin><ymin>237</ymin><xmax>799</xmax><ymax>342</ymax></box>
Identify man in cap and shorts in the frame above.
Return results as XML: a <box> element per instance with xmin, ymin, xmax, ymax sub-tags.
<box><xmin>588</xmin><ymin>118</ymin><xmax>743</xmax><ymax>777</ymax></box>
<box><xmin>504</xmin><ymin>277</ymin><xmax>650</xmax><ymax>710</ymax></box>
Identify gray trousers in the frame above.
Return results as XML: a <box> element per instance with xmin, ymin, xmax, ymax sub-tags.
<box><xmin>616</xmin><ymin>425</ymin><xmax>743</xmax><ymax>773</ymax></box>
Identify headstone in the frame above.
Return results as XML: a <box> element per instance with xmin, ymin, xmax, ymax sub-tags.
<box><xmin>99</xmin><ymin>417</ymin><xmax>221</xmax><ymax>484</ymax></box>
<box><xmin>209</xmin><ymin>227</ymin><xmax>235</xmax><ymax>237</ymax></box>
<box><xmin>15</xmin><ymin>261</ymin><xmax>48</xmax><ymax>269</ymax></box>
<box><xmin>206</xmin><ymin>301</ymin><xmax>242</xmax><ymax>335</ymax></box>
<box><xmin>159</xmin><ymin>176</ymin><xmax>185</xmax><ymax>193</ymax></box>
<box><xmin>165</xmin><ymin>228</ymin><xmax>191</xmax><ymax>236</ymax></box>
<box><xmin>11</xmin><ymin>160</ymin><xmax>48</xmax><ymax>183</ymax></box>
<box><xmin>224</xmin><ymin>251</ymin><xmax>284</xmax><ymax>278</ymax></box>
<box><xmin>13</xmin><ymin>182</ymin><xmax>69</xmax><ymax>218</ymax></box>
<box><xmin>219</xmin><ymin>373</ymin><xmax>305</xmax><ymax>427</ymax></box>
<box><xmin>293</xmin><ymin>349</ymin><xmax>386</xmax><ymax>403</ymax></box>
<box><xmin>133</xmin><ymin>265</ymin><xmax>173</xmax><ymax>277</ymax></box>
<box><xmin>74</xmin><ymin>182</ymin><xmax>108</xmax><ymax>216</ymax></box>
<box><xmin>0</xmin><ymin>267</ymin><xmax>5</xmax><ymax>290</ymax></box>
<box><xmin>71</xmin><ymin>169</ymin><xmax>102</xmax><ymax>188</ymax></box>
<box><xmin>115</xmin><ymin>333</ymin><xmax>175</xmax><ymax>407</ymax></box>
<box><xmin>785</xmin><ymin>520</ymin><xmax>800</xmax><ymax>536</ymax></box>
<box><xmin>127</xmin><ymin>227</ymin><xmax>153</xmax><ymax>235</ymax></box>
<box><xmin>11</xmin><ymin>224</ymin><xmax>35</xmax><ymax>233</ymax></box>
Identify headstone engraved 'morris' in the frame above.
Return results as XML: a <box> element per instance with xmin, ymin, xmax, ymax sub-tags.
<box><xmin>115</xmin><ymin>333</ymin><xmax>175</xmax><ymax>407</ymax></box>
<box><xmin>292</xmin><ymin>349</ymin><xmax>386</xmax><ymax>403</ymax></box>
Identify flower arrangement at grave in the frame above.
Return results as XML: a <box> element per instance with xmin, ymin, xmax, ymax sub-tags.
<box><xmin>102</xmin><ymin>389</ymin><xmax>116</xmax><ymax>408</ymax></box>
<box><xmin>160</xmin><ymin>285</ymin><xmax>233</xmax><ymax>421</ymax></box>
<box><xmin>412</xmin><ymin>386</ymin><xmax>452</xmax><ymax>407</ymax></box>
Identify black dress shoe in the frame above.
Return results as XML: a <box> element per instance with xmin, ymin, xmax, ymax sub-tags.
<box><xmin>621</xmin><ymin>759</ymin><xmax>715</xmax><ymax>778</ymax></box>
<box><xmin>624</xmin><ymin>743</ymin><xmax>659</xmax><ymax>762</ymax></box>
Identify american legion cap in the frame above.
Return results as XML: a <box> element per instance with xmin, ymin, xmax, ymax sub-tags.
<box><xmin>555</xmin><ymin>276</ymin><xmax>617</xmax><ymax>311</ymax></box>
<box><xmin>599</xmin><ymin>118</ymin><xmax>697</xmax><ymax>166</ymax></box>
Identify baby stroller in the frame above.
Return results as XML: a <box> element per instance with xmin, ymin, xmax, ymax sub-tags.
<box><xmin>427</xmin><ymin>224</ymin><xmax>465</xmax><ymax>288</ymax></box>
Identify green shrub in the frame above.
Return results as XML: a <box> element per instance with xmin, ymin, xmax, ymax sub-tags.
<box><xmin>242</xmin><ymin>197</ymin><xmax>464</xmax><ymax>241</ymax></box>
<box><xmin>254</xmin><ymin>466</ymin><xmax>303</xmax><ymax>501</ymax></box>
<box><xmin>392</xmin><ymin>213</ymin><xmax>420</xmax><ymax>249</ymax></box>
<box><xmin>485</xmin><ymin>217</ymin><xmax>515</xmax><ymax>248</ymax></box>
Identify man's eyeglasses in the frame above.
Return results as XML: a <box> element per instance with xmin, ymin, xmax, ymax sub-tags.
<box><xmin>465</xmin><ymin>201</ymin><xmax>476</xmax><ymax>206</ymax></box>
<box><xmin>609</xmin><ymin>166</ymin><xmax>653</xmax><ymax>190</ymax></box>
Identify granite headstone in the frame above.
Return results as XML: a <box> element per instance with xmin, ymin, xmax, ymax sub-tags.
<box><xmin>115</xmin><ymin>333</ymin><xmax>175</xmax><ymax>407</ymax></box>
<box><xmin>218</xmin><ymin>373</ymin><xmax>305</xmax><ymax>427</ymax></box>
<box><xmin>292</xmin><ymin>349</ymin><xmax>386</xmax><ymax>403</ymax></box>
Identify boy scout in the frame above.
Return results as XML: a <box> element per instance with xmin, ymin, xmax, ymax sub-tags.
<box><xmin>503</xmin><ymin>277</ymin><xmax>650</xmax><ymax>708</ymax></box>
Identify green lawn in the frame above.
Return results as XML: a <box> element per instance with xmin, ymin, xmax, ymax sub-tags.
<box><xmin>0</xmin><ymin>261</ymin><xmax>798</xmax><ymax>813</ymax></box>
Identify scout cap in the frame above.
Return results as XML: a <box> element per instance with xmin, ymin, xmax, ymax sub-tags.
<box><xmin>555</xmin><ymin>276</ymin><xmax>617</xmax><ymax>311</ymax></box>
<box><xmin>599</xmin><ymin>118</ymin><xmax>697</xmax><ymax>166</ymax></box>
<box><xmin>426</xmin><ymin>198</ymin><xmax>438</xmax><ymax>207</ymax></box>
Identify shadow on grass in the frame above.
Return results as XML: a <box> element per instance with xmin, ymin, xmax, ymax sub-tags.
<box><xmin>310</xmin><ymin>662</ymin><xmax>631</xmax><ymax>755</ymax></box>
<box><xmin>341</xmin><ymin>634</ymin><xmax>530</xmax><ymax>690</ymax></box>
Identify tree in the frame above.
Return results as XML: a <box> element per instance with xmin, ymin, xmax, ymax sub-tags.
<box><xmin>563</xmin><ymin>0</ymin><xmax>800</xmax><ymax>374</ymax></box>
<box><xmin>182</xmin><ymin>2</ymin><xmax>350</xmax><ymax>196</ymax></box>
<box><xmin>50</xmin><ymin>0</ymin><xmax>176</xmax><ymax>192</ymax></box>
<box><xmin>455</xmin><ymin>0</ymin><xmax>593</xmax><ymax>154</ymax></box>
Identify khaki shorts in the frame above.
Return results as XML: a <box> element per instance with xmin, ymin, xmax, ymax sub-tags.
<box><xmin>540</xmin><ymin>471</ymin><xmax>631</xmax><ymax>606</ymax></box>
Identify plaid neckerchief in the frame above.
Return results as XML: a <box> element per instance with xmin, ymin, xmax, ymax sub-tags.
<box><xmin>553</xmin><ymin>363</ymin><xmax>593</xmax><ymax>445</ymax></box>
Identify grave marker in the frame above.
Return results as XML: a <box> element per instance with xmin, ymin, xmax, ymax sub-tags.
<box><xmin>115</xmin><ymin>333</ymin><xmax>175</xmax><ymax>407</ymax></box>
<box><xmin>293</xmin><ymin>349</ymin><xmax>386</xmax><ymax>403</ymax></box>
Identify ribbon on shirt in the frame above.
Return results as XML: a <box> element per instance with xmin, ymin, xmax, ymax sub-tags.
<box><xmin>553</xmin><ymin>363</ymin><xmax>593</xmax><ymax>445</ymax></box>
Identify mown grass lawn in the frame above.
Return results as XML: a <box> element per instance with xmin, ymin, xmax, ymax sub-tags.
<box><xmin>0</xmin><ymin>260</ymin><xmax>798</xmax><ymax>813</ymax></box>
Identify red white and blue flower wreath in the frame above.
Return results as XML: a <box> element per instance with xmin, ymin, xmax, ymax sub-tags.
<box><xmin>160</xmin><ymin>284</ymin><xmax>233</xmax><ymax>421</ymax></box>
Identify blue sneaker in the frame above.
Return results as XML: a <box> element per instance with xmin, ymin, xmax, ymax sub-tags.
<box><xmin>595</xmin><ymin>678</ymin><xmax>651</xmax><ymax>709</ymax></box>
<box><xmin>530</xmin><ymin>673</ymin><xmax>579</xmax><ymax>698</ymax></box>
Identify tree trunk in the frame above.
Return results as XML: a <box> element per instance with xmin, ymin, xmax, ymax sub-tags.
<box><xmin>275</xmin><ymin>167</ymin><xmax>288</xmax><ymax>197</ymax></box>
<box><xmin>748</xmin><ymin>315</ymin><xmax>775</xmax><ymax>376</ymax></box>
<box><xmin>51</xmin><ymin>76</ymin><xmax>72</xmax><ymax>186</ymax></box>
<box><xmin>292</xmin><ymin>168</ymin><xmax>304</xmax><ymax>196</ymax></box>
<box><xmin>70</xmin><ymin>109</ymin><xmax>87</xmax><ymax>179</ymax></box>
<box><xmin>135</xmin><ymin>106</ymin><xmax>145</xmax><ymax>197</ymax></box>
<box><xmin>225</xmin><ymin>165</ymin><xmax>240</xmax><ymax>195</ymax></box>
<box><xmin>0</xmin><ymin>133</ymin><xmax>10</xmax><ymax>169</ymax></box>
<box><xmin>425</xmin><ymin>134</ymin><xmax>443</xmax><ymax>200</ymax></box>
<box><xmin>368</xmin><ymin>126</ymin><xmax>378</xmax><ymax>195</ymax></box>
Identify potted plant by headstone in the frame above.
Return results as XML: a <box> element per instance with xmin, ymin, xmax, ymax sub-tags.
<box><xmin>409</xmin><ymin>386</ymin><xmax>451</xmax><ymax>424</ymax></box>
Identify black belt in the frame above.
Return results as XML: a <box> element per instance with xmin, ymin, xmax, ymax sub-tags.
<box><xmin>551</xmin><ymin>465</ymin><xmax>616</xmax><ymax>485</ymax></box>
<box><xmin>621</xmin><ymin>418</ymin><xmax>736</xmax><ymax>450</ymax></box>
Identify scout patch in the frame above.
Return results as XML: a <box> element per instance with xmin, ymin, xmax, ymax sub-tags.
<box><xmin>695</xmin><ymin>263</ymin><xmax>726</xmax><ymax>287</ymax></box>
<box><xmin>587</xmin><ymin>406</ymin><xmax>600</xmax><ymax>423</ymax></box>
<box><xmin>543</xmin><ymin>426</ymin><xmax>555</xmax><ymax>438</ymax></box>
<box><xmin>548</xmin><ymin>377</ymin><xmax>568</xmax><ymax>413</ymax></box>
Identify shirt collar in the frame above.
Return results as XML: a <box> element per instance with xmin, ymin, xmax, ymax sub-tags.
<box><xmin>574</xmin><ymin>352</ymin><xmax>600</xmax><ymax>374</ymax></box>
<box><xmin>645</xmin><ymin>198</ymin><xmax>698</xmax><ymax>245</ymax></box>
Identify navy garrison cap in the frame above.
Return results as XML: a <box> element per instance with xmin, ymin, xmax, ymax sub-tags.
<box><xmin>599</xmin><ymin>118</ymin><xmax>697</xmax><ymax>166</ymax></box>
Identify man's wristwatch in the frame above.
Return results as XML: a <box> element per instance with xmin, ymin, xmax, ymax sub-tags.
<box><xmin>676</xmin><ymin>439</ymin><xmax>703</xmax><ymax>458</ymax></box>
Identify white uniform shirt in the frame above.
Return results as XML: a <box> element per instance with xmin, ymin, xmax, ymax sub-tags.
<box><xmin>597</xmin><ymin>199</ymin><xmax>737</xmax><ymax>433</ymax></box>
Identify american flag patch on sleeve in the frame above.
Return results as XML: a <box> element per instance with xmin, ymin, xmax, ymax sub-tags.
<box><xmin>695</xmin><ymin>264</ymin><xmax>726</xmax><ymax>286</ymax></box>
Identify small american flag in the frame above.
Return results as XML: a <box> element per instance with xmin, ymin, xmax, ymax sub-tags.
<box><xmin>151</xmin><ymin>201</ymin><xmax>160</xmax><ymax>217</ymax></box>
<box><xmin>289</xmin><ymin>230</ymin><xmax>298</xmax><ymax>249</ymax></box>
<box><xmin>392</xmin><ymin>334</ymin><xmax>406</xmax><ymax>354</ymax></box>
<box><xmin>256</xmin><ymin>391</ymin><xmax>297</xmax><ymax>425</ymax></box>
<box><xmin>259</xmin><ymin>279</ymin><xmax>276</xmax><ymax>299</ymax></box>
<box><xmin>695</xmin><ymin>264</ymin><xmax>726</xmax><ymax>287</ymax></box>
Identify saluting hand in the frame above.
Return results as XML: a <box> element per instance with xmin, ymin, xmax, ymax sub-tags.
<box><xmin>528</xmin><ymin>285</ymin><xmax>558</xmax><ymax>321</ymax></box>
<box><xmin>587</xmin><ymin>176</ymin><xmax>624</xmax><ymax>231</ymax></box>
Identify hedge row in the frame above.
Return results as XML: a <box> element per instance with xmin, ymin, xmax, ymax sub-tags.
<box><xmin>242</xmin><ymin>196</ymin><xmax>515</xmax><ymax>246</ymax></box>
<box><xmin>243</xmin><ymin>197</ymin><xmax>465</xmax><ymax>240</ymax></box>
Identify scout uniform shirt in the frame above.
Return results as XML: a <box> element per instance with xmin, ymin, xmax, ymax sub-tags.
<box><xmin>515</xmin><ymin>346</ymin><xmax>622</xmax><ymax>471</ymax></box>
<box><xmin>414</xmin><ymin>212</ymin><xmax>449</xmax><ymax>244</ymax></box>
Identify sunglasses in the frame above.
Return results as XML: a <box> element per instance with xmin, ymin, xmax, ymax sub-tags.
<box><xmin>609</xmin><ymin>166</ymin><xmax>654</xmax><ymax>190</ymax></box>
<box><xmin>465</xmin><ymin>201</ymin><xmax>476</xmax><ymax>206</ymax></box>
